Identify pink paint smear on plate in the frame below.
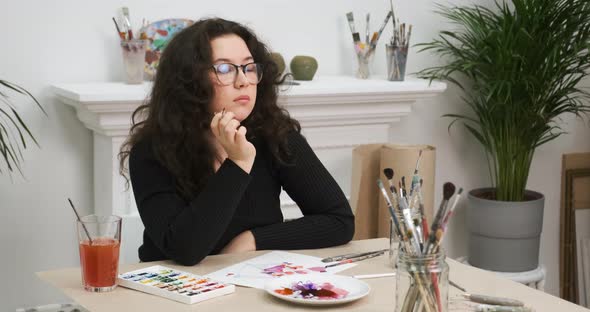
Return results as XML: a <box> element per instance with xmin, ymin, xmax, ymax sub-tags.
<box><xmin>274</xmin><ymin>281</ymin><xmax>349</xmax><ymax>300</ymax></box>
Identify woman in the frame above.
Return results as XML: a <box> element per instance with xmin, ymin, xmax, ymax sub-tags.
<box><xmin>119</xmin><ymin>18</ymin><xmax>354</xmax><ymax>266</ymax></box>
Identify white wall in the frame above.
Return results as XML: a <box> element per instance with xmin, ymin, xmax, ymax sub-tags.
<box><xmin>1</xmin><ymin>0</ymin><xmax>588</xmax><ymax>309</ymax></box>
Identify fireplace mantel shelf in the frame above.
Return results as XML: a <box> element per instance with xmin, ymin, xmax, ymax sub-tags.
<box><xmin>53</xmin><ymin>75</ymin><xmax>446</xmax><ymax>137</ymax></box>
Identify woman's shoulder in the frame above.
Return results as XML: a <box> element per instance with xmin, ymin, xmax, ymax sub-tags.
<box><xmin>285</xmin><ymin>129</ymin><xmax>309</xmax><ymax>149</ymax></box>
<box><xmin>129</xmin><ymin>137</ymin><xmax>157</xmax><ymax>164</ymax></box>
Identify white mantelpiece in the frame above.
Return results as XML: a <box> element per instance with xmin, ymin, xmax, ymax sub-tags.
<box><xmin>53</xmin><ymin>75</ymin><xmax>446</xmax><ymax>263</ymax></box>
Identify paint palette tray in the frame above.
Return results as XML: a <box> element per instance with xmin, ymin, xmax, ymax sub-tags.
<box><xmin>117</xmin><ymin>265</ymin><xmax>235</xmax><ymax>304</ymax></box>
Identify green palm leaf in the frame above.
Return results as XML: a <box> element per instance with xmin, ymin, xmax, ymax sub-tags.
<box><xmin>0</xmin><ymin>79</ymin><xmax>45</xmax><ymax>175</ymax></box>
<box><xmin>417</xmin><ymin>0</ymin><xmax>590</xmax><ymax>201</ymax></box>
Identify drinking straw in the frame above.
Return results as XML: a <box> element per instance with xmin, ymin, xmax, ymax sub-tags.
<box><xmin>68</xmin><ymin>198</ymin><xmax>93</xmax><ymax>245</ymax></box>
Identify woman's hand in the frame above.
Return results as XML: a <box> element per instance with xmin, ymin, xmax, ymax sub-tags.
<box><xmin>210</xmin><ymin>110</ymin><xmax>256</xmax><ymax>173</ymax></box>
<box><xmin>220</xmin><ymin>230</ymin><xmax>256</xmax><ymax>254</ymax></box>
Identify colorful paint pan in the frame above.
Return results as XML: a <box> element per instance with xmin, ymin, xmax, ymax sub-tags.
<box><xmin>117</xmin><ymin>265</ymin><xmax>235</xmax><ymax>304</ymax></box>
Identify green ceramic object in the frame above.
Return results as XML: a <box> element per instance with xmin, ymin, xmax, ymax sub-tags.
<box><xmin>290</xmin><ymin>55</ymin><xmax>318</xmax><ymax>81</ymax></box>
<box><xmin>270</xmin><ymin>52</ymin><xmax>286</xmax><ymax>75</ymax></box>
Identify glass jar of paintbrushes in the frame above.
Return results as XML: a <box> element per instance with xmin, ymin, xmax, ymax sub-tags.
<box><xmin>396</xmin><ymin>248</ymin><xmax>449</xmax><ymax>312</ymax></box>
<box><xmin>345</xmin><ymin>11</ymin><xmax>393</xmax><ymax>79</ymax></box>
<box><xmin>112</xmin><ymin>7</ymin><xmax>148</xmax><ymax>84</ymax></box>
<box><xmin>385</xmin><ymin>1</ymin><xmax>412</xmax><ymax>81</ymax></box>
<box><xmin>377</xmin><ymin>149</ymin><xmax>464</xmax><ymax>312</ymax></box>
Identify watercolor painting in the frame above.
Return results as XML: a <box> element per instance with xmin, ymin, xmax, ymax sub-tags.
<box><xmin>262</xmin><ymin>262</ymin><xmax>327</xmax><ymax>276</ymax></box>
<box><xmin>204</xmin><ymin>251</ymin><xmax>356</xmax><ymax>289</ymax></box>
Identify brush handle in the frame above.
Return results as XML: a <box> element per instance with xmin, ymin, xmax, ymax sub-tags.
<box><xmin>475</xmin><ymin>304</ymin><xmax>532</xmax><ymax>312</ymax></box>
<box><xmin>346</xmin><ymin>12</ymin><xmax>356</xmax><ymax>34</ymax></box>
<box><xmin>365</xmin><ymin>13</ymin><xmax>370</xmax><ymax>44</ymax></box>
<box><xmin>402</xmin><ymin>208</ymin><xmax>422</xmax><ymax>255</ymax></box>
<box><xmin>425</xmin><ymin>199</ymin><xmax>449</xmax><ymax>252</ymax></box>
<box><xmin>377</xmin><ymin>11</ymin><xmax>393</xmax><ymax>39</ymax></box>
<box><xmin>466</xmin><ymin>294</ymin><xmax>525</xmax><ymax>307</ymax></box>
<box><xmin>449</xmin><ymin>280</ymin><xmax>466</xmax><ymax>292</ymax></box>
<box><xmin>324</xmin><ymin>250</ymin><xmax>385</xmax><ymax>268</ymax></box>
<box><xmin>322</xmin><ymin>249</ymin><xmax>388</xmax><ymax>263</ymax></box>
<box><xmin>377</xmin><ymin>180</ymin><xmax>404</xmax><ymax>241</ymax></box>
<box><xmin>421</xmin><ymin>218</ymin><xmax>429</xmax><ymax>242</ymax></box>
<box><xmin>353</xmin><ymin>273</ymin><xmax>396</xmax><ymax>279</ymax></box>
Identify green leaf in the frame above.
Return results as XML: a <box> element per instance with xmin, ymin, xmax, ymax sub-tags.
<box><xmin>0</xmin><ymin>79</ymin><xmax>45</xmax><ymax>176</ymax></box>
<box><xmin>417</xmin><ymin>0</ymin><xmax>590</xmax><ymax>201</ymax></box>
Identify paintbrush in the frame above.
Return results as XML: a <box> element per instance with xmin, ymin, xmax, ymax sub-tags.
<box><xmin>451</xmin><ymin>280</ymin><xmax>526</xmax><ymax>307</ymax></box>
<box><xmin>425</xmin><ymin>188</ymin><xmax>464</xmax><ymax>254</ymax></box>
<box><xmin>409</xmin><ymin>180</ymin><xmax>429</xmax><ymax>244</ymax></box>
<box><xmin>365</xmin><ymin>13</ymin><xmax>370</xmax><ymax>45</ymax></box>
<box><xmin>475</xmin><ymin>304</ymin><xmax>532</xmax><ymax>312</ymax></box>
<box><xmin>406</xmin><ymin>184</ymin><xmax>425</xmax><ymax>246</ymax></box>
<box><xmin>371</xmin><ymin>11</ymin><xmax>393</xmax><ymax>47</ymax></box>
<box><xmin>389</xmin><ymin>0</ymin><xmax>399</xmax><ymax>46</ymax></box>
<box><xmin>353</xmin><ymin>273</ymin><xmax>396</xmax><ymax>279</ymax></box>
<box><xmin>406</xmin><ymin>24</ymin><xmax>413</xmax><ymax>47</ymax></box>
<box><xmin>401</xmin><ymin>176</ymin><xmax>408</xmax><ymax>198</ymax></box>
<box><xmin>450</xmin><ymin>280</ymin><xmax>466</xmax><ymax>292</ymax></box>
<box><xmin>325</xmin><ymin>250</ymin><xmax>386</xmax><ymax>268</ymax></box>
<box><xmin>112</xmin><ymin>17</ymin><xmax>126</xmax><ymax>41</ymax></box>
<box><xmin>383</xmin><ymin>168</ymin><xmax>399</xmax><ymax>208</ymax></box>
<box><xmin>441</xmin><ymin>188</ymin><xmax>464</xmax><ymax>230</ymax></box>
<box><xmin>418</xmin><ymin>179</ymin><xmax>429</xmax><ymax>241</ymax></box>
<box><xmin>121</xmin><ymin>7</ymin><xmax>134</xmax><ymax>40</ymax></box>
<box><xmin>425</xmin><ymin>182</ymin><xmax>455</xmax><ymax>254</ymax></box>
<box><xmin>377</xmin><ymin>179</ymin><xmax>403</xmax><ymax>238</ymax></box>
<box><xmin>383</xmin><ymin>168</ymin><xmax>397</xmax><ymax>195</ymax></box>
<box><xmin>346</xmin><ymin>12</ymin><xmax>361</xmax><ymax>43</ymax></box>
<box><xmin>321</xmin><ymin>249</ymin><xmax>388</xmax><ymax>263</ymax></box>
<box><xmin>410</xmin><ymin>150</ymin><xmax>423</xmax><ymax>196</ymax></box>
<box><xmin>401</xmin><ymin>23</ymin><xmax>406</xmax><ymax>46</ymax></box>
<box><xmin>465</xmin><ymin>294</ymin><xmax>526</xmax><ymax>307</ymax></box>
<box><xmin>377</xmin><ymin>179</ymin><xmax>413</xmax><ymax>254</ymax></box>
<box><xmin>398</xmin><ymin>189</ymin><xmax>422</xmax><ymax>255</ymax></box>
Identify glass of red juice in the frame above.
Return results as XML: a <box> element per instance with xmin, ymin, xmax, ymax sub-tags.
<box><xmin>77</xmin><ymin>215</ymin><xmax>121</xmax><ymax>292</ymax></box>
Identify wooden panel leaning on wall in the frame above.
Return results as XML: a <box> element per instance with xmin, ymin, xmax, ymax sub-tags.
<box><xmin>351</xmin><ymin>144</ymin><xmax>435</xmax><ymax>240</ymax></box>
<box><xmin>560</xmin><ymin>153</ymin><xmax>590</xmax><ymax>304</ymax></box>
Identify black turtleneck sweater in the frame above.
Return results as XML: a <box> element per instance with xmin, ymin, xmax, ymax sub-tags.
<box><xmin>129</xmin><ymin>131</ymin><xmax>355</xmax><ymax>265</ymax></box>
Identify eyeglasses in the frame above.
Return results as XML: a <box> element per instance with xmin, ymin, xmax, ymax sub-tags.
<box><xmin>211</xmin><ymin>62</ymin><xmax>263</xmax><ymax>86</ymax></box>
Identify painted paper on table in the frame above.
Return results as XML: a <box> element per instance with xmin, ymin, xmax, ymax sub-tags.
<box><xmin>204</xmin><ymin>251</ymin><xmax>356</xmax><ymax>289</ymax></box>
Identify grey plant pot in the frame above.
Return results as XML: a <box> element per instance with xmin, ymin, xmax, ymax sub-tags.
<box><xmin>467</xmin><ymin>188</ymin><xmax>544</xmax><ymax>272</ymax></box>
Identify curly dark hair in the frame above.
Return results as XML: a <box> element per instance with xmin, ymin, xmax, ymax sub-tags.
<box><xmin>119</xmin><ymin>18</ymin><xmax>300</xmax><ymax>200</ymax></box>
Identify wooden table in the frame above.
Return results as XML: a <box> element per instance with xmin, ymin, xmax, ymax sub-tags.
<box><xmin>37</xmin><ymin>238</ymin><xmax>589</xmax><ymax>311</ymax></box>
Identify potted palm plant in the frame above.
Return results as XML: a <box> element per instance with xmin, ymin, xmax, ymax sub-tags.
<box><xmin>417</xmin><ymin>0</ymin><xmax>590</xmax><ymax>271</ymax></box>
<box><xmin>0</xmin><ymin>80</ymin><xmax>44</xmax><ymax>175</ymax></box>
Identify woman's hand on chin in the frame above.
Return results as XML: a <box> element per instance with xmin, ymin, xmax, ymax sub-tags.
<box><xmin>210</xmin><ymin>110</ymin><xmax>256</xmax><ymax>173</ymax></box>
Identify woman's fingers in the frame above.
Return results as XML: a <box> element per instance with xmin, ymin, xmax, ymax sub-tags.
<box><xmin>217</xmin><ymin>111</ymin><xmax>235</xmax><ymax>138</ymax></box>
<box><xmin>235</xmin><ymin>125</ymin><xmax>247</xmax><ymax>144</ymax></box>
<box><xmin>213</xmin><ymin>110</ymin><xmax>243</xmax><ymax>146</ymax></box>
<box><xmin>210</xmin><ymin>112</ymin><xmax>222</xmax><ymax>137</ymax></box>
<box><xmin>223</xmin><ymin>119</ymin><xmax>241</xmax><ymax>143</ymax></box>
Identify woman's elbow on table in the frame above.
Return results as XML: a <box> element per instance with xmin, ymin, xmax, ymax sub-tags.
<box><xmin>330</xmin><ymin>214</ymin><xmax>355</xmax><ymax>246</ymax></box>
<box><xmin>343</xmin><ymin>215</ymin><xmax>355</xmax><ymax>243</ymax></box>
<box><xmin>163</xmin><ymin>241</ymin><xmax>210</xmax><ymax>266</ymax></box>
<box><xmin>172</xmin><ymin>252</ymin><xmax>208</xmax><ymax>267</ymax></box>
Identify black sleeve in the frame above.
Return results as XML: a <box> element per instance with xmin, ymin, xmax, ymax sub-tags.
<box><xmin>129</xmin><ymin>141</ymin><xmax>251</xmax><ymax>265</ymax></box>
<box><xmin>250</xmin><ymin>132</ymin><xmax>355</xmax><ymax>250</ymax></box>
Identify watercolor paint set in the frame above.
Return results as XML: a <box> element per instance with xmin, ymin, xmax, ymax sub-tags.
<box><xmin>117</xmin><ymin>265</ymin><xmax>235</xmax><ymax>304</ymax></box>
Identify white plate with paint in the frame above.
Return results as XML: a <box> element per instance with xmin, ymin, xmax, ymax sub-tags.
<box><xmin>264</xmin><ymin>274</ymin><xmax>370</xmax><ymax>306</ymax></box>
